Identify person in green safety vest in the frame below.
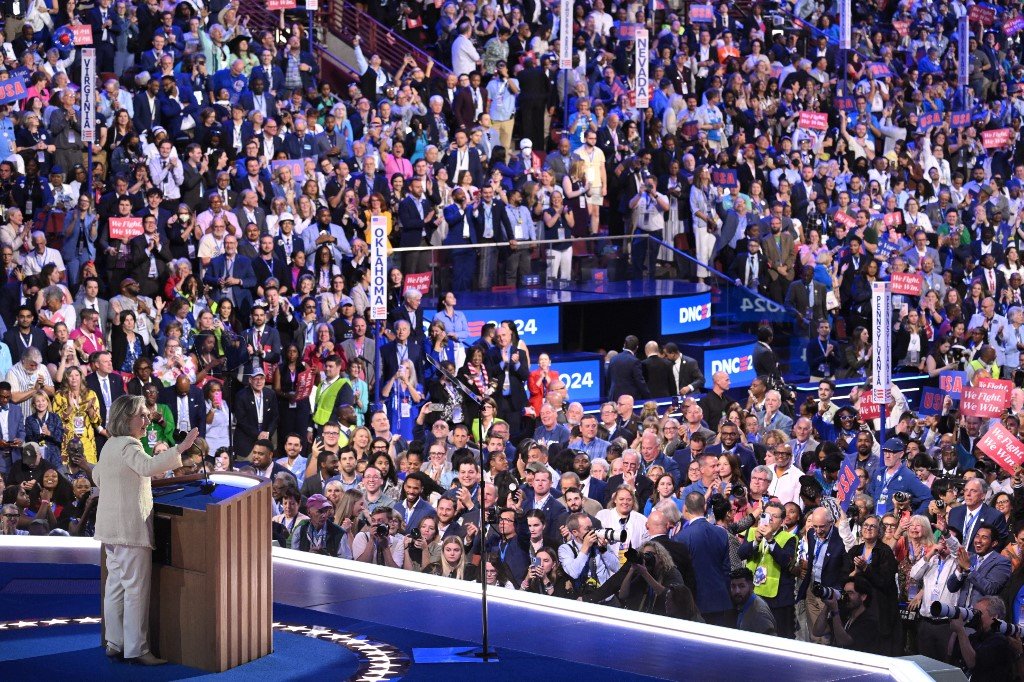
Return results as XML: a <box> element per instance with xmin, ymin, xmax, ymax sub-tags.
<box><xmin>736</xmin><ymin>500</ymin><xmax>798</xmax><ymax>639</ymax></box>
<box><xmin>308</xmin><ymin>355</ymin><xmax>354</xmax><ymax>441</ymax></box>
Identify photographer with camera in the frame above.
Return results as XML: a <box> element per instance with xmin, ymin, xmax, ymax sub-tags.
<box><xmin>352</xmin><ymin>505</ymin><xmax>404</xmax><ymax>568</ymax></box>
<box><xmin>868</xmin><ymin>438</ymin><xmax>932</xmax><ymax>516</ymax></box>
<box><xmin>558</xmin><ymin>512</ymin><xmax>621</xmax><ymax>594</ymax></box>
<box><xmin>949</xmin><ymin>596</ymin><xmax>1020</xmax><ymax>679</ymax></box>
<box><xmin>479</xmin><ymin>506</ymin><xmax>529</xmax><ymax>584</ymax></box>
<box><xmin>738</xmin><ymin>501</ymin><xmax>798</xmax><ymax>638</ymax></box>
<box><xmin>811</xmin><ymin>576</ymin><xmax>881</xmax><ymax>653</ymax></box>
<box><xmin>799</xmin><ymin>507</ymin><xmax>847</xmax><ymax>644</ymax></box>
<box><xmin>628</xmin><ymin>173</ymin><xmax>669</xmax><ymax>279</ymax></box>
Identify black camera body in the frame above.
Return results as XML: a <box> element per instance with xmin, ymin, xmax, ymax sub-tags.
<box><xmin>374</xmin><ymin>523</ymin><xmax>389</xmax><ymax>538</ymax></box>
<box><xmin>812</xmin><ymin>582</ymin><xmax>845</xmax><ymax>602</ymax></box>
<box><xmin>407</xmin><ymin>527</ymin><xmax>421</xmax><ymax>541</ymax></box>
<box><xmin>893</xmin><ymin>491</ymin><xmax>912</xmax><ymax>505</ymax></box>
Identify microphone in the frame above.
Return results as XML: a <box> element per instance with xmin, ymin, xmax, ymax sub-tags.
<box><xmin>199</xmin><ymin>446</ymin><xmax>217</xmax><ymax>494</ymax></box>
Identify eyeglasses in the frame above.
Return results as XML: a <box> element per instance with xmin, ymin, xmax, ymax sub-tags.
<box><xmin>862</xmin><ymin>524</ymin><xmax>879</xmax><ymax>530</ymax></box>
<box><xmin>2</xmin><ymin>513</ymin><xmax>18</xmax><ymax>519</ymax></box>
<box><xmin>882</xmin><ymin>522</ymin><xmax>897</xmax><ymax>529</ymax></box>
<box><xmin>322</xmin><ymin>430</ymin><xmax>340</xmax><ymax>437</ymax></box>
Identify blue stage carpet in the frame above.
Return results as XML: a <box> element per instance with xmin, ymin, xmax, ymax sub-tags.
<box><xmin>0</xmin><ymin>562</ymin><xmax>668</xmax><ymax>681</ymax></box>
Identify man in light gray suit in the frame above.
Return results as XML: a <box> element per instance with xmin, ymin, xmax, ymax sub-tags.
<box><xmin>73</xmin><ymin>278</ymin><xmax>111</xmax><ymax>337</ymax></box>
<box><xmin>713</xmin><ymin>199</ymin><xmax>750</xmax><ymax>265</ymax></box>
<box><xmin>543</xmin><ymin>137</ymin><xmax>573</xmax><ymax>185</ymax></box>
<box><xmin>788</xmin><ymin>417</ymin><xmax>819</xmax><ymax>469</ymax></box>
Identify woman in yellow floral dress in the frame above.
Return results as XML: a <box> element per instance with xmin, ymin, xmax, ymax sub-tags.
<box><xmin>52</xmin><ymin>365</ymin><xmax>102</xmax><ymax>464</ymax></box>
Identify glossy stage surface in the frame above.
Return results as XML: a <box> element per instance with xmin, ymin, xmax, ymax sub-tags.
<box><xmin>0</xmin><ymin>538</ymin><xmax>930</xmax><ymax>681</ymax></box>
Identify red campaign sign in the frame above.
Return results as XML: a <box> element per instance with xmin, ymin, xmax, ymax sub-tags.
<box><xmin>1004</xmin><ymin>16</ymin><xmax>1024</xmax><ymax>35</ymax></box>
<box><xmin>108</xmin><ymin>217</ymin><xmax>143</xmax><ymax>241</ymax></box>
<box><xmin>267</xmin><ymin>0</ymin><xmax>297</xmax><ymax>9</ymax></box>
<box><xmin>968</xmin><ymin>4</ymin><xmax>996</xmax><ymax>25</ymax></box>
<box><xmin>688</xmin><ymin>5</ymin><xmax>715</xmax><ymax>23</ymax></box>
<box><xmin>293</xmin><ymin>369</ymin><xmax>316</xmax><ymax>402</ymax></box>
<box><xmin>890</xmin><ymin>272</ymin><xmax>923</xmax><ymax>296</ymax></box>
<box><xmin>976</xmin><ymin>422</ymin><xmax>1024</xmax><ymax>474</ymax></box>
<box><xmin>960</xmin><ymin>387</ymin><xmax>1008</xmax><ymax>418</ymax></box>
<box><xmin>883</xmin><ymin>211</ymin><xmax>903</xmax><ymax>228</ymax></box>
<box><xmin>861</xmin><ymin>398</ymin><xmax>881</xmax><ymax>420</ymax></box>
<box><xmin>798</xmin><ymin>111</ymin><xmax>829</xmax><ymax>131</ymax></box>
<box><xmin>833</xmin><ymin>211</ymin><xmax>857</xmax><ymax>228</ymax></box>
<box><xmin>977</xmin><ymin>377</ymin><xmax>1012</xmax><ymax>408</ymax></box>
<box><xmin>71</xmin><ymin>24</ymin><xmax>93</xmax><ymax>46</ymax></box>
<box><xmin>403</xmin><ymin>272</ymin><xmax>432</xmax><ymax>296</ymax></box>
<box><xmin>982</xmin><ymin>128</ymin><xmax>1013</xmax><ymax>149</ymax></box>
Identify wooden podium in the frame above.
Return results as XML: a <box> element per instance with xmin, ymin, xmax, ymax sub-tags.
<box><xmin>102</xmin><ymin>472</ymin><xmax>273</xmax><ymax>672</ymax></box>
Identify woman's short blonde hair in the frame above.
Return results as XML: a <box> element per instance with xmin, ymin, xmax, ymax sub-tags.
<box><xmin>107</xmin><ymin>395</ymin><xmax>147</xmax><ymax>438</ymax></box>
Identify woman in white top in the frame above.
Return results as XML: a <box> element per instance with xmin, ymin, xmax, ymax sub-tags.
<box><xmin>595</xmin><ymin>485</ymin><xmax>650</xmax><ymax>555</ymax></box>
<box><xmin>689</xmin><ymin>166</ymin><xmax>719</xmax><ymax>280</ymax></box>
<box><xmin>93</xmin><ymin>395</ymin><xmax>199</xmax><ymax>665</ymax></box>
<box><xmin>202</xmin><ymin>381</ymin><xmax>231</xmax><ymax>455</ymax></box>
<box><xmin>902</xmin><ymin>198</ymin><xmax>933</xmax><ymax>234</ymax></box>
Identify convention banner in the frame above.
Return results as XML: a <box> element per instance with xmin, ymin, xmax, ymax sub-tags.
<box><xmin>635</xmin><ymin>29</ymin><xmax>650</xmax><ymax>109</ymax></box>
<box><xmin>976</xmin><ymin>422</ymin><xmax>1024</xmax><ymax>474</ymax></box>
<box><xmin>871</xmin><ymin>281</ymin><xmax>891</xmax><ymax>404</ymax></box>
<box><xmin>108</xmin><ymin>217</ymin><xmax>144</xmax><ymax>241</ymax></box>
<box><xmin>559</xmin><ymin>0</ymin><xmax>573</xmax><ymax>69</ymax></box>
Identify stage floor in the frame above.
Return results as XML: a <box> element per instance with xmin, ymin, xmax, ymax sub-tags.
<box><xmin>0</xmin><ymin>538</ymin><xmax>929</xmax><ymax>681</ymax></box>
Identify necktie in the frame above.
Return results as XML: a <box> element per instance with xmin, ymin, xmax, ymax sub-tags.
<box><xmin>100</xmin><ymin>377</ymin><xmax>111</xmax><ymax>409</ymax></box>
<box><xmin>179</xmin><ymin>395</ymin><xmax>190</xmax><ymax>431</ymax></box>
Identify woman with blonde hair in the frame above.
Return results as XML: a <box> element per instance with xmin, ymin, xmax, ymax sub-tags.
<box><xmin>93</xmin><ymin>395</ymin><xmax>200</xmax><ymax>665</ymax></box>
<box><xmin>423</xmin><ymin>535</ymin><xmax>479</xmax><ymax>580</ymax></box>
<box><xmin>561</xmin><ymin>157</ymin><xmax>592</xmax><ymax>237</ymax></box>
<box><xmin>53</xmin><ymin>365</ymin><xmax>102</xmax><ymax>464</ymax></box>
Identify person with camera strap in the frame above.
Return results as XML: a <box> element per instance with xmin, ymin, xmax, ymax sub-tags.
<box><xmin>738</xmin><ymin>501</ymin><xmax>798</xmax><ymax>638</ymax></box>
<box><xmin>908</xmin><ymin>533</ymin><xmax>962</xmax><ymax>661</ymax></box>
<box><xmin>811</xmin><ymin>575</ymin><xmax>882</xmax><ymax>653</ymax></box>
<box><xmin>558</xmin><ymin>512</ymin><xmax>620</xmax><ymax>594</ymax></box>
<box><xmin>352</xmin><ymin>505</ymin><xmax>403</xmax><ymax>568</ymax></box>
<box><xmin>948</xmin><ymin>596</ymin><xmax>1020</xmax><ymax>680</ymax></box>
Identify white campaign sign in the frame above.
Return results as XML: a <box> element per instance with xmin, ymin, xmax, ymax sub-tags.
<box><xmin>81</xmin><ymin>48</ymin><xmax>97</xmax><ymax>144</ymax></box>
<box><xmin>871</xmin><ymin>281</ymin><xmax>891</xmax><ymax>403</ymax></box>
<box><xmin>635</xmin><ymin>28</ymin><xmax>650</xmax><ymax>109</ymax></box>
<box><xmin>839</xmin><ymin>0</ymin><xmax>851</xmax><ymax>50</ymax></box>
<box><xmin>559</xmin><ymin>0</ymin><xmax>573</xmax><ymax>69</ymax></box>
<box><xmin>369</xmin><ymin>215</ymin><xmax>388</xmax><ymax>321</ymax></box>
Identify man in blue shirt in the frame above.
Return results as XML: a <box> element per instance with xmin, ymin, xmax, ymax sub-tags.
<box><xmin>533</xmin><ymin>402</ymin><xmax>571</xmax><ymax>449</ymax></box>
<box><xmin>867</xmin><ymin>438</ymin><xmax>932</xmax><ymax>515</ymax></box>
<box><xmin>567</xmin><ymin>414</ymin><xmax>610</xmax><ymax>460</ymax></box>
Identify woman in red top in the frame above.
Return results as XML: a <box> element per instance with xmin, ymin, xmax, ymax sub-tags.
<box><xmin>527</xmin><ymin>352</ymin><xmax>558</xmax><ymax>417</ymax></box>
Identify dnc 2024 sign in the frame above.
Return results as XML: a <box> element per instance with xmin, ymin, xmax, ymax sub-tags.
<box><xmin>423</xmin><ymin>306</ymin><xmax>560</xmax><ymax>346</ymax></box>
<box><xmin>703</xmin><ymin>343</ymin><xmax>758</xmax><ymax>388</ymax></box>
<box><xmin>660</xmin><ymin>293</ymin><xmax>712</xmax><ymax>335</ymax></box>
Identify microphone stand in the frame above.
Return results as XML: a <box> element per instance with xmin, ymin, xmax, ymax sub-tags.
<box><xmin>423</xmin><ymin>353</ymin><xmax>496</xmax><ymax>662</ymax></box>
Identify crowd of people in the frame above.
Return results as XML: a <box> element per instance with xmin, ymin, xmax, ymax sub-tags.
<box><xmin>0</xmin><ymin>0</ymin><xmax>1023</xmax><ymax>676</ymax></box>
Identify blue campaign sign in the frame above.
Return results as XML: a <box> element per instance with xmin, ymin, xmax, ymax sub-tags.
<box><xmin>660</xmin><ymin>293</ymin><xmax>712</xmax><ymax>335</ymax></box>
<box><xmin>555</xmin><ymin>357</ymin><xmax>603</xmax><ymax>404</ymax></box>
<box><xmin>0</xmin><ymin>76</ymin><xmax>28</xmax><ymax>106</ymax></box>
<box><xmin>939</xmin><ymin>370</ymin><xmax>968</xmax><ymax>399</ymax></box>
<box><xmin>834</xmin><ymin>456</ymin><xmax>861</xmax><ymax>511</ymax></box>
<box><xmin>918</xmin><ymin>386</ymin><xmax>945</xmax><ymax>415</ymax></box>
<box><xmin>703</xmin><ymin>342</ymin><xmax>757</xmax><ymax>388</ymax></box>
<box><xmin>423</xmin><ymin>305</ymin><xmax>560</xmax><ymax>346</ymax></box>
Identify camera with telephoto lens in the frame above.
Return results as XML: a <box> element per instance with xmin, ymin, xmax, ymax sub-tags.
<box><xmin>732</xmin><ymin>483</ymin><xmax>746</xmax><ymax>498</ymax></box>
<box><xmin>407</xmin><ymin>527</ymin><xmax>421</xmax><ymax>541</ymax></box>
<box><xmin>892</xmin><ymin>491</ymin><xmax>911</xmax><ymax>505</ymax></box>
<box><xmin>597</xmin><ymin>528</ymin><xmax>627</xmax><ymax>543</ymax></box>
<box><xmin>993</xmin><ymin>619</ymin><xmax>1024</xmax><ymax>638</ymax></box>
<box><xmin>931</xmin><ymin>603</ymin><xmax>977</xmax><ymax>622</ymax></box>
<box><xmin>812</xmin><ymin>583</ymin><xmax>844</xmax><ymax>602</ymax></box>
<box><xmin>935</xmin><ymin>499</ymin><xmax>946</xmax><ymax>510</ymax></box>
<box><xmin>374</xmin><ymin>523</ymin><xmax>389</xmax><ymax>538</ymax></box>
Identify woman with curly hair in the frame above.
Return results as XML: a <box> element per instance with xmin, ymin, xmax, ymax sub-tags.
<box><xmin>52</xmin><ymin>365</ymin><xmax>102</xmax><ymax>464</ymax></box>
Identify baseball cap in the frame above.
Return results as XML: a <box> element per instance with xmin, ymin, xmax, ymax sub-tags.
<box><xmin>525</xmin><ymin>462</ymin><xmax>546</xmax><ymax>474</ymax></box>
<box><xmin>520</xmin><ymin>138</ymin><xmax>533</xmax><ymax>150</ymax></box>
<box><xmin>279</xmin><ymin>212</ymin><xmax>295</xmax><ymax>223</ymax></box>
<box><xmin>882</xmin><ymin>438</ymin><xmax>905</xmax><ymax>453</ymax></box>
<box><xmin>306</xmin><ymin>494</ymin><xmax>334</xmax><ymax>513</ymax></box>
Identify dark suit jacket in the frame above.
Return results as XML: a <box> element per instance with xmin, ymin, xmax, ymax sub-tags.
<box><xmin>158</xmin><ymin>386</ymin><xmax>207</xmax><ymax>437</ymax></box>
<box><xmin>642</xmin><ymin>355</ymin><xmax>676</xmax><ymax>398</ymax></box>
<box><xmin>947</xmin><ymin>503</ymin><xmax>1010</xmax><ymax>550</ymax></box>
<box><xmin>397</xmin><ymin>194</ymin><xmax>435</xmax><ymax>248</ymax></box>
<box><xmin>469</xmin><ymin>200</ymin><xmax>512</xmax><ymax>243</ymax></box>
<box><xmin>650</xmin><ymin>534</ymin><xmax>698</xmax><ymax>598</ymax></box>
<box><xmin>380</xmin><ymin>339</ymin><xmax>425</xmax><ymax>384</ymax></box>
<box><xmin>181</xmin><ymin>162</ymin><xmax>206</xmax><ymax>207</ymax></box>
<box><xmin>606</xmin><ymin>473</ymin><xmax>652</xmax><ymax>504</ymax></box>
<box><xmin>252</xmin><ymin>256</ymin><xmax>290</xmax><ymax>291</ymax></box>
<box><xmin>674</xmin><ymin>518</ymin><xmax>732</xmax><ymax>614</ymax></box>
<box><xmin>128</xmin><ymin>234</ymin><xmax>172</xmax><ymax>284</ymax></box>
<box><xmin>485</xmin><ymin>343</ymin><xmax>530</xmax><ymax>412</ymax></box>
<box><xmin>518</xmin><ymin>489</ymin><xmax>568</xmax><ymax>547</ymax></box>
<box><xmin>85</xmin><ymin>372</ymin><xmax>127</xmax><ymax>426</ymax></box>
<box><xmin>785</xmin><ymin>278</ymin><xmax>828</xmax><ymax>326</ymax></box>
<box><xmin>132</xmin><ymin>91</ymin><xmax>162</xmax><ymax>132</ymax></box>
<box><xmin>203</xmin><ymin>253</ymin><xmax>257</xmax><ymax>313</ymax></box>
<box><xmin>586</xmin><ymin>477</ymin><xmax>608</xmax><ymax>506</ymax></box>
<box><xmin>798</xmin><ymin>529</ymin><xmax>847</xmax><ymax>599</ymax></box>
<box><xmin>4</xmin><ymin>326</ymin><xmax>48</xmax><ymax>363</ymax></box>
<box><xmin>445</xmin><ymin>147</ymin><xmax>485</xmax><ymax>188</ymax></box>
<box><xmin>232</xmin><ymin>175</ymin><xmax>274</xmax><ymax>210</ymax></box>
<box><xmin>233</xmin><ymin>386</ymin><xmax>279</xmax><ymax>458</ymax></box>
<box><xmin>606</xmin><ymin>350</ymin><xmax>651</xmax><ymax>401</ymax></box>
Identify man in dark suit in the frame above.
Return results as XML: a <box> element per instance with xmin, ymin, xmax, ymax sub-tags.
<box><xmin>203</xmin><ymin>235</ymin><xmax>257</xmax><ymax>321</ymax></box>
<box><xmin>946</xmin><ymin>478</ymin><xmax>1010</xmax><ymax>551</ymax></box>
<box><xmin>487</xmin><ymin>323</ymin><xmax>530</xmax><ymax>438</ymax></box>
<box><xmin>646</xmin><ymin>506</ymin><xmax>698</xmax><ymax>598</ymax></box>
<box><xmin>238</xmin><ymin>76</ymin><xmax>275</xmax><ymax>119</ymax></box>
<box><xmin>88</xmin><ymin>0</ymin><xmax>118</xmax><ymax>72</ymax></box>
<box><xmin>300</xmin><ymin>450</ymin><xmax>340</xmax><ymax>499</ymax></box>
<box><xmin>571</xmin><ymin>452</ymin><xmax>608</xmax><ymax>507</ymax></box>
<box><xmin>252</xmin><ymin>236</ymin><xmax>291</xmax><ymax>294</ymax></box>
<box><xmin>663</xmin><ymin>343</ymin><xmax>705</xmax><ymax>397</ymax></box>
<box><xmin>158</xmin><ymin>376</ymin><xmax>207</xmax><ymax>438</ymax></box>
<box><xmin>233</xmin><ymin>369</ymin><xmax>279</xmax><ymax>459</ymax></box>
<box><xmin>85</xmin><ymin>350</ymin><xmax>127</xmax><ymax>452</ymax></box>
<box><xmin>469</xmin><ymin>186</ymin><xmax>513</xmax><ymax>291</ymax></box>
<box><xmin>386</xmin><ymin>289</ymin><xmax>426</xmax><ymax>341</ymax></box>
<box><xmin>445</xmin><ymin>130</ymin><xmax>485</xmax><ymax>188</ymax></box>
<box><xmin>605</xmin><ymin>450</ymin><xmax>653</xmax><ymax>503</ymax></box>
<box><xmin>798</xmin><ymin>507</ymin><xmax>847</xmax><ymax>644</ymax></box>
<box><xmin>606</xmin><ymin>335</ymin><xmax>651</xmax><ymax>401</ymax></box>
<box><xmin>705</xmin><ymin>423</ymin><xmax>758</xmax><ymax>480</ymax></box>
<box><xmin>242</xmin><ymin>304</ymin><xmax>283</xmax><ymax>376</ymax></box>
<box><xmin>350</xmin><ymin>156</ymin><xmax>392</xmax><ymax>206</ymax></box>
<box><xmin>785</xmin><ymin>265</ymin><xmax>828</xmax><ymax>336</ymax></box>
<box><xmin>515</xmin><ymin>55</ymin><xmax>554</xmax><ymax>149</ymax></box>
<box><xmin>791</xmin><ymin>165</ymin><xmax>824</xmax><ymax>224</ymax></box>
<box><xmin>674</xmin><ymin>492</ymin><xmax>732</xmax><ymax>625</ymax></box>
<box><xmin>248</xmin><ymin>439</ymin><xmax>292</xmax><ymax>480</ymax></box>
<box><xmin>132</xmin><ymin>77</ymin><xmax>163</xmax><ymax>133</ymax></box>
<box><xmin>442</xmin><ymin>190</ymin><xmax>478</xmax><ymax>292</ymax></box>
<box><xmin>380</xmin><ymin>319</ymin><xmax>425</xmax><ymax>385</ymax></box>
<box><xmin>4</xmin><ymin>306</ymin><xmax>48</xmax><ymax>363</ymax></box>
<box><xmin>397</xmin><ymin>178</ymin><xmax>436</xmax><ymax>275</ymax></box>
<box><xmin>232</xmin><ymin>157</ymin><xmax>274</xmax><ymax>210</ymax></box>
<box><xmin>642</xmin><ymin>341</ymin><xmax>676</xmax><ymax>398</ymax></box>
<box><xmin>518</xmin><ymin>466</ymin><xmax>568</xmax><ymax>547</ymax></box>
<box><xmin>180</xmin><ymin>143</ymin><xmax>208</xmax><ymax>207</ymax></box>
<box><xmin>805</xmin><ymin>319</ymin><xmax>839</xmax><ymax>381</ymax></box>
<box><xmin>753</xmin><ymin>327</ymin><xmax>783</xmax><ymax>386</ymax></box>
<box><xmin>714</xmin><ymin>200</ymin><xmax>751</xmax><ymax>268</ymax></box>
<box><xmin>128</xmin><ymin>217</ymin><xmax>172</xmax><ymax>299</ymax></box>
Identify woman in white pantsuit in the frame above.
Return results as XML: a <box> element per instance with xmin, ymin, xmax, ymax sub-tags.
<box><xmin>689</xmin><ymin>166</ymin><xmax>719</xmax><ymax>281</ymax></box>
<box><xmin>93</xmin><ymin>395</ymin><xmax>199</xmax><ymax>666</ymax></box>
